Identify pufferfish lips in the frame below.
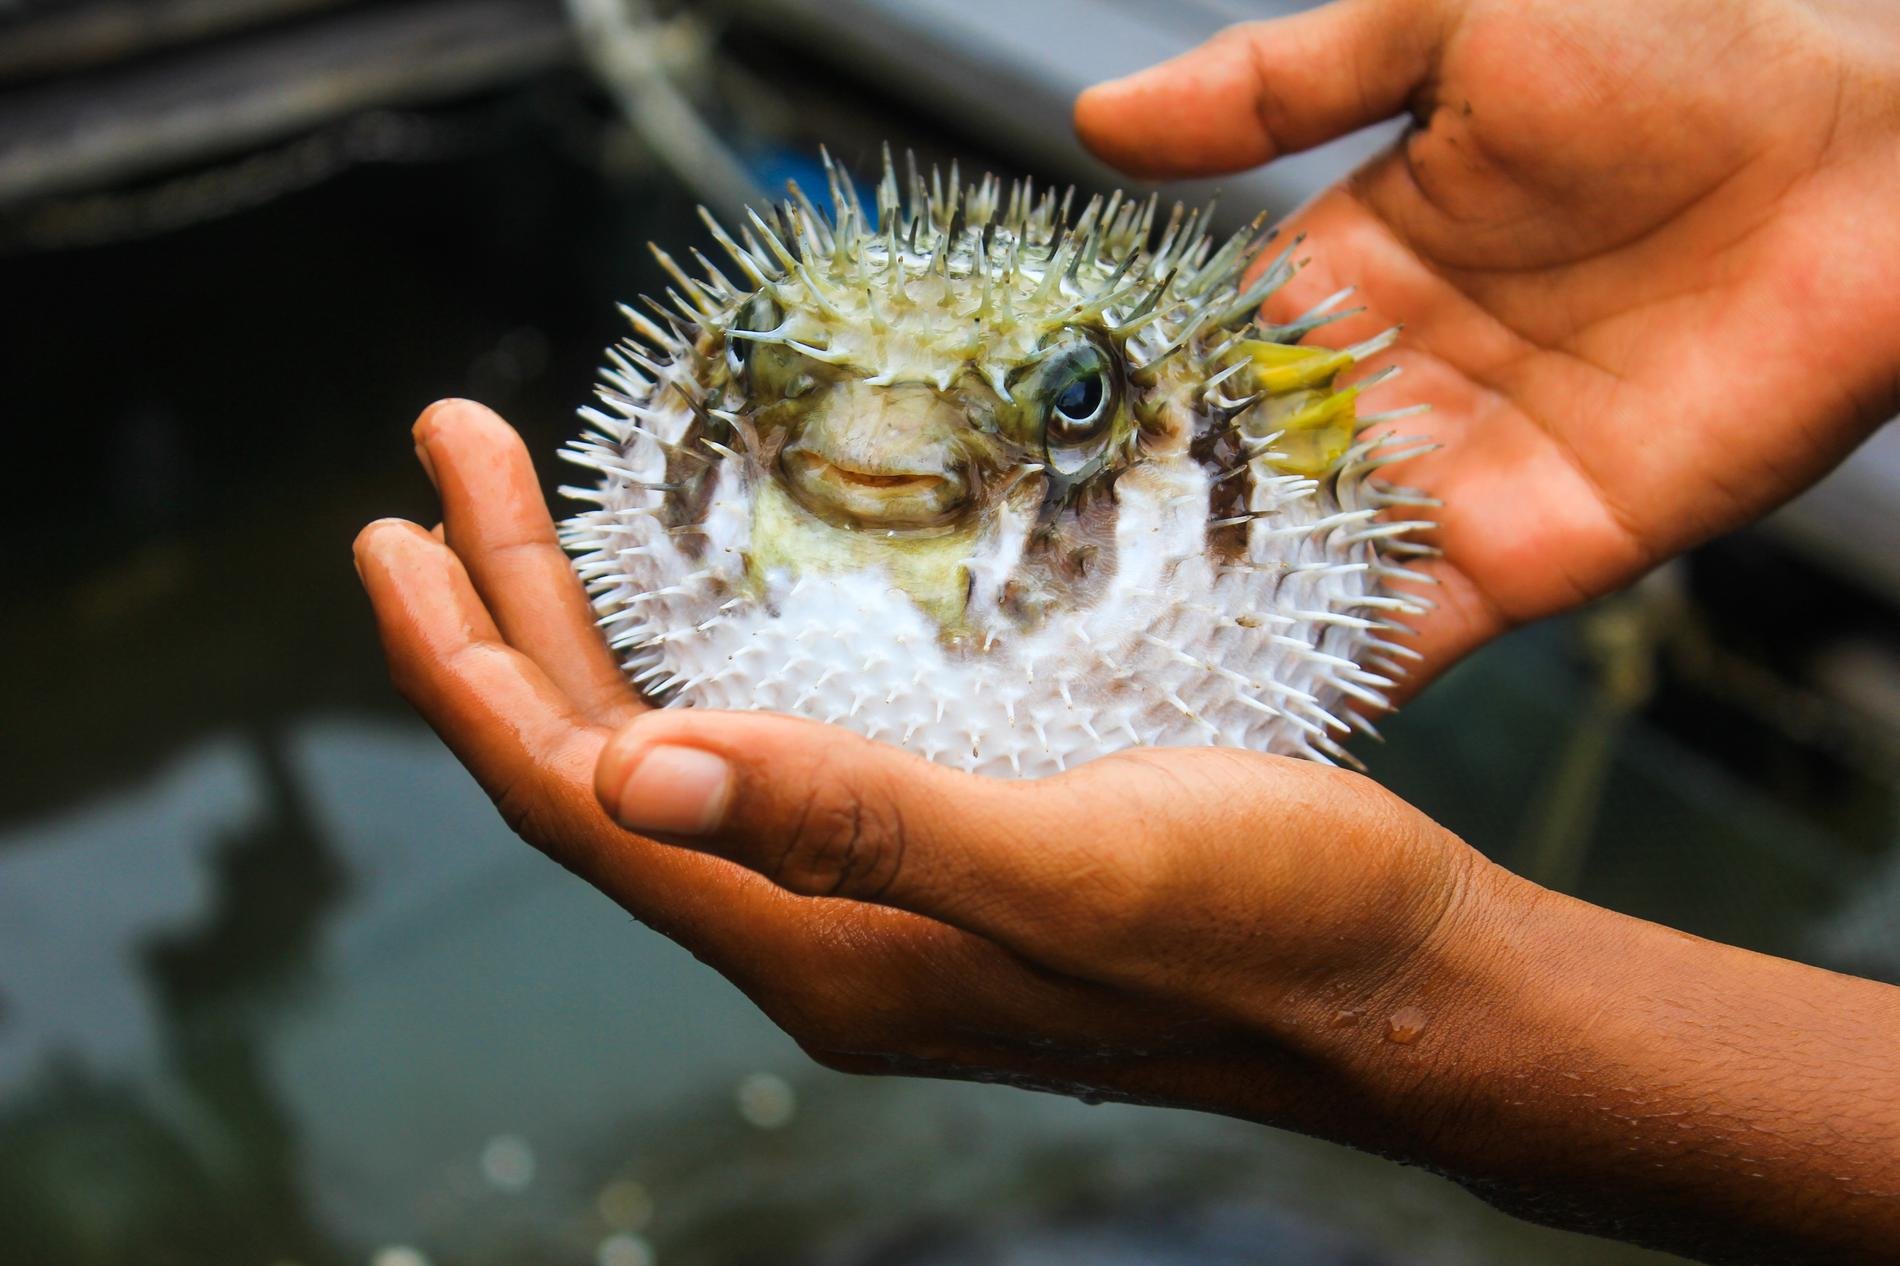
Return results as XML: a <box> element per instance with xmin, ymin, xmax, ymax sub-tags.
<box><xmin>781</xmin><ymin>448</ymin><xmax>964</xmax><ymax>528</ymax></box>
<box><xmin>775</xmin><ymin>380</ymin><xmax>973</xmax><ymax>530</ymax></box>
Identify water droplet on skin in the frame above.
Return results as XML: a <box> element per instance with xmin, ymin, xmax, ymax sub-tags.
<box><xmin>1328</xmin><ymin>1009</ymin><xmax>1362</xmax><ymax>1028</ymax></box>
<box><xmin>1385</xmin><ymin>1007</ymin><xmax>1429</xmax><ymax>1044</ymax></box>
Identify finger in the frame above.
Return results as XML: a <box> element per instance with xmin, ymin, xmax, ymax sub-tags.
<box><xmin>412</xmin><ymin>399</ymin><xmax>641</xmax><ymax>726</ymax></box>
<box><xmin>354</xmin><ymin>521</ymin><xmax>1228</xmax><ymax>1065</ymax></box>
<box><xmin>354</xmin><ymin>517</ymin><xmax>607</xmax><ymax>791</ymax></box>
<box><xmin>1074</xmin><ymin>0</ymin><xmax>1449</xmax><ymax>179</ymax></box>
<box><xmin>353</xmin><ymin>516</ymin><xmax>770</xmax><ymax>934</ymax></box>
<box><xmin>593</xmin><ymin>711</ymin><xmax>1069</xmax><ymax>947</ymax></box>
<box><xmin>1380</xmin><ymin>559</ymin><xmax>1507</xmax><ymax>705</ymax></box>
<box><xmin>591</xmin><ymin>709</ymin><xmax>1309</xmax><ymax>977</ymax></box>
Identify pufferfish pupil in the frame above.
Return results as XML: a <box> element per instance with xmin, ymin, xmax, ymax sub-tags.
<box><xmin>559</xmin><ymin>147</ymin><xmax>1437</xmax><ymax>777</ymax></box>
<box><xmin>1054</xmin><ymin>373</ymin><xmax>1105</xmax><ymax>433</ymax></box>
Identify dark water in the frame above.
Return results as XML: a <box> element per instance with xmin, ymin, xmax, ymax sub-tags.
<box><xmin>2</xmin><ymin>69</ymin><xmax>1894</xmax><ymax>1266</ymax></box>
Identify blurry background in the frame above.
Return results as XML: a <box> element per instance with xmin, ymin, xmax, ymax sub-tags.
<box><xmin>2</xmin><ymin>2</ymin><xmax>1897</xmax><ymax>1264</ymax></box>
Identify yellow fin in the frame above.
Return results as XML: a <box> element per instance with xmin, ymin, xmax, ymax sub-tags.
<box><xmin>1230</xmin><ymin>340</ymin><xmax>1361</xmax><ymax>476</ymax></box>
<box><xmin>1250</xmin><ymin>386</ymin><xmax>1359</xmax><ymax>477</ymax></box>
<box><xmin>1238</xmin><ymin>340</ymin><xmax>1354</xmax><ymax>394</ymax></box>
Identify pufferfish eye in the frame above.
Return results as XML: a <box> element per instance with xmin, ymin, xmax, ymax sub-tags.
<box><xmin>725</xmin><ymin>291</ymin><xmax>783</xmax><ymax>376</ymax></box>
<box><xmin>1051</xmin><ymin>371</ymin><xmax>1108</xmax><ymax>437</ymax></box>
<box><xmin>1024</xmin><ymin>330</ymin><xmax>1121</xmax><ymax>476</ymax></box>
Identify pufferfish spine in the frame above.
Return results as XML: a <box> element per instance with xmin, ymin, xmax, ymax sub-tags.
<box><xmin>559</xmin><ymin>148</ymin><xmax>1437</xmax><ymax>778</ymax></box>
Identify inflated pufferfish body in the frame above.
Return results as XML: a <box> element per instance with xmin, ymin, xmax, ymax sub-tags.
<box><xmin>560</xmin><ymin>149</ymin><xmax>1435</xmax><ymax>777</ymax></box>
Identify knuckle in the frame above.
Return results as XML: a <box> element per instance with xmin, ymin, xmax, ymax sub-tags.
<box><xmin>491</xmin><ymin>765</ymin><xmax>557</xmax><ymax>846</ymax></box>
<box><xmin>1211</xmin><ymin>18</ymin><xmax>1266</xmax><ymax>48</ymax></box>
<box><xmin>774</xmin><ymin>764</ymin><xmax>911</xmax><ymax>900</ymax></box>
<box><xmin>486</xmin><ymin>732</ymin><xmax>600</xmax><ymax>855</ymax></box>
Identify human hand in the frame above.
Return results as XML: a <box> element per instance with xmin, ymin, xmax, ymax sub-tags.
<box><xmin>357</xmin><ymin>402</ymin><xmax>1900</xmax><ymax>1264</ymax></box>
<box><xmin>355</xmin><ymin>400</ymin><xmax>1486</xmax><ymax>1114</ymax></box>
<box><xmin>1077</xmin><ymin>0</ymin><xmax>1900</xmax><ymax>688</ymax></box>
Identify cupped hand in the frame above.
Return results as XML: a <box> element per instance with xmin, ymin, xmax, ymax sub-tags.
<box><xmin>1077</xmin><ymin>0</ymin><xmax>1900</xmax><ymax>686</ymax></box>
<box><xmin>359</xmin><ymin>403</ymin><xmax>1900</xmax><ymax>1264</ymax></box>
<box><xmin>354</xmin><ymin>399</ymin><xmax>1493</xmax><ymax>1147</ymax></box>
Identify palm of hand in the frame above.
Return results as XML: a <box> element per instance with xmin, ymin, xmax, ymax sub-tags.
<box><xmin>1083</xmin><ymin>0</ymin><xmax>1900</xmax><ymax>686</ymax></box>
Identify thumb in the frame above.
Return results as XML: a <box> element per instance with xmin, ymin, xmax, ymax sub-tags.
<box><xmin>593</xmin><ymin>709</ymin><xmax>1204</xmax><ymax>964</ymax></box>
<box><xmin>1074</xmin><ymin>0</ymin><xmax>1450</xmax><ymax>179</ymax></box>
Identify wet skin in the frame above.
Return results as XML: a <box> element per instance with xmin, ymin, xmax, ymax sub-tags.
<box><xmin>363</xmin><ymin>398</ymin><xmax>1898</xmax><ymax>1266</ymax></box>
<box><xmin>359</xmin><ymin>1</ymin><xmax>1900</xmax><ymax>1261</ymax></box>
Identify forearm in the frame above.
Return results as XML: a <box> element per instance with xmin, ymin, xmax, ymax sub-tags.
<box><xmin>1291</xmin><ymin>862</ymin><xmax>1900</xmax><ymax>1263</ymax></box>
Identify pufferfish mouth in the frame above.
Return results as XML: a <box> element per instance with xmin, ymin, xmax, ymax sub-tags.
<box><xmin>780</xmin><ymin>447</ymin><xmax>968</xmax><ymax>529</ymax></box>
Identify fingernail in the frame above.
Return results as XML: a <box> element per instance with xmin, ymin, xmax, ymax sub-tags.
<box><xmin>352</xmin><ymin>518</ymin><xmax>406</xmax><ymax>581</ymax></box>
<box><xmin>412</xmin><ymin>399</ymin><xmax>467</xmax><ymax>484</ymax></box>
<box><xmin>605</xmin><ymin>744</ymin><xmax>734</xmax><ymax>838</ymax></box>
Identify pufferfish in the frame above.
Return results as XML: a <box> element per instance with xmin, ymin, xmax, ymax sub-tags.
<box><xmin>558</xmin><ymin>149</ymin><xmax>1435</xmax><ymax>778</ymax></box>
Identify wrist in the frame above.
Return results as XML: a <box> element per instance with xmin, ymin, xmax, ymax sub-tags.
<box><xmin>1262</xmin><ymin>844</ymin><xmax>1565</xmax><ymax>1159</ymax></box>
<box><xmin>1343</xmin><ymin>861</ymin><xmax>1580</xmax><ymax>1164</ymax></box>
<box><xmin>1270</xmin><ymin>854</ymin><xmax>1900</xmax><ymax>1262</ymax></box>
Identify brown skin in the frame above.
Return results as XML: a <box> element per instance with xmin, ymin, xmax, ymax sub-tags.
<box><xmin>1073</xmin><ymin>0</ymin><xmax>1900</xmax><ymax>695</ymax></box>
<box><xmin>356</xmin><ymin>1</ymin><xmax>1900</xmax><ymax>1260</ymax></box>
